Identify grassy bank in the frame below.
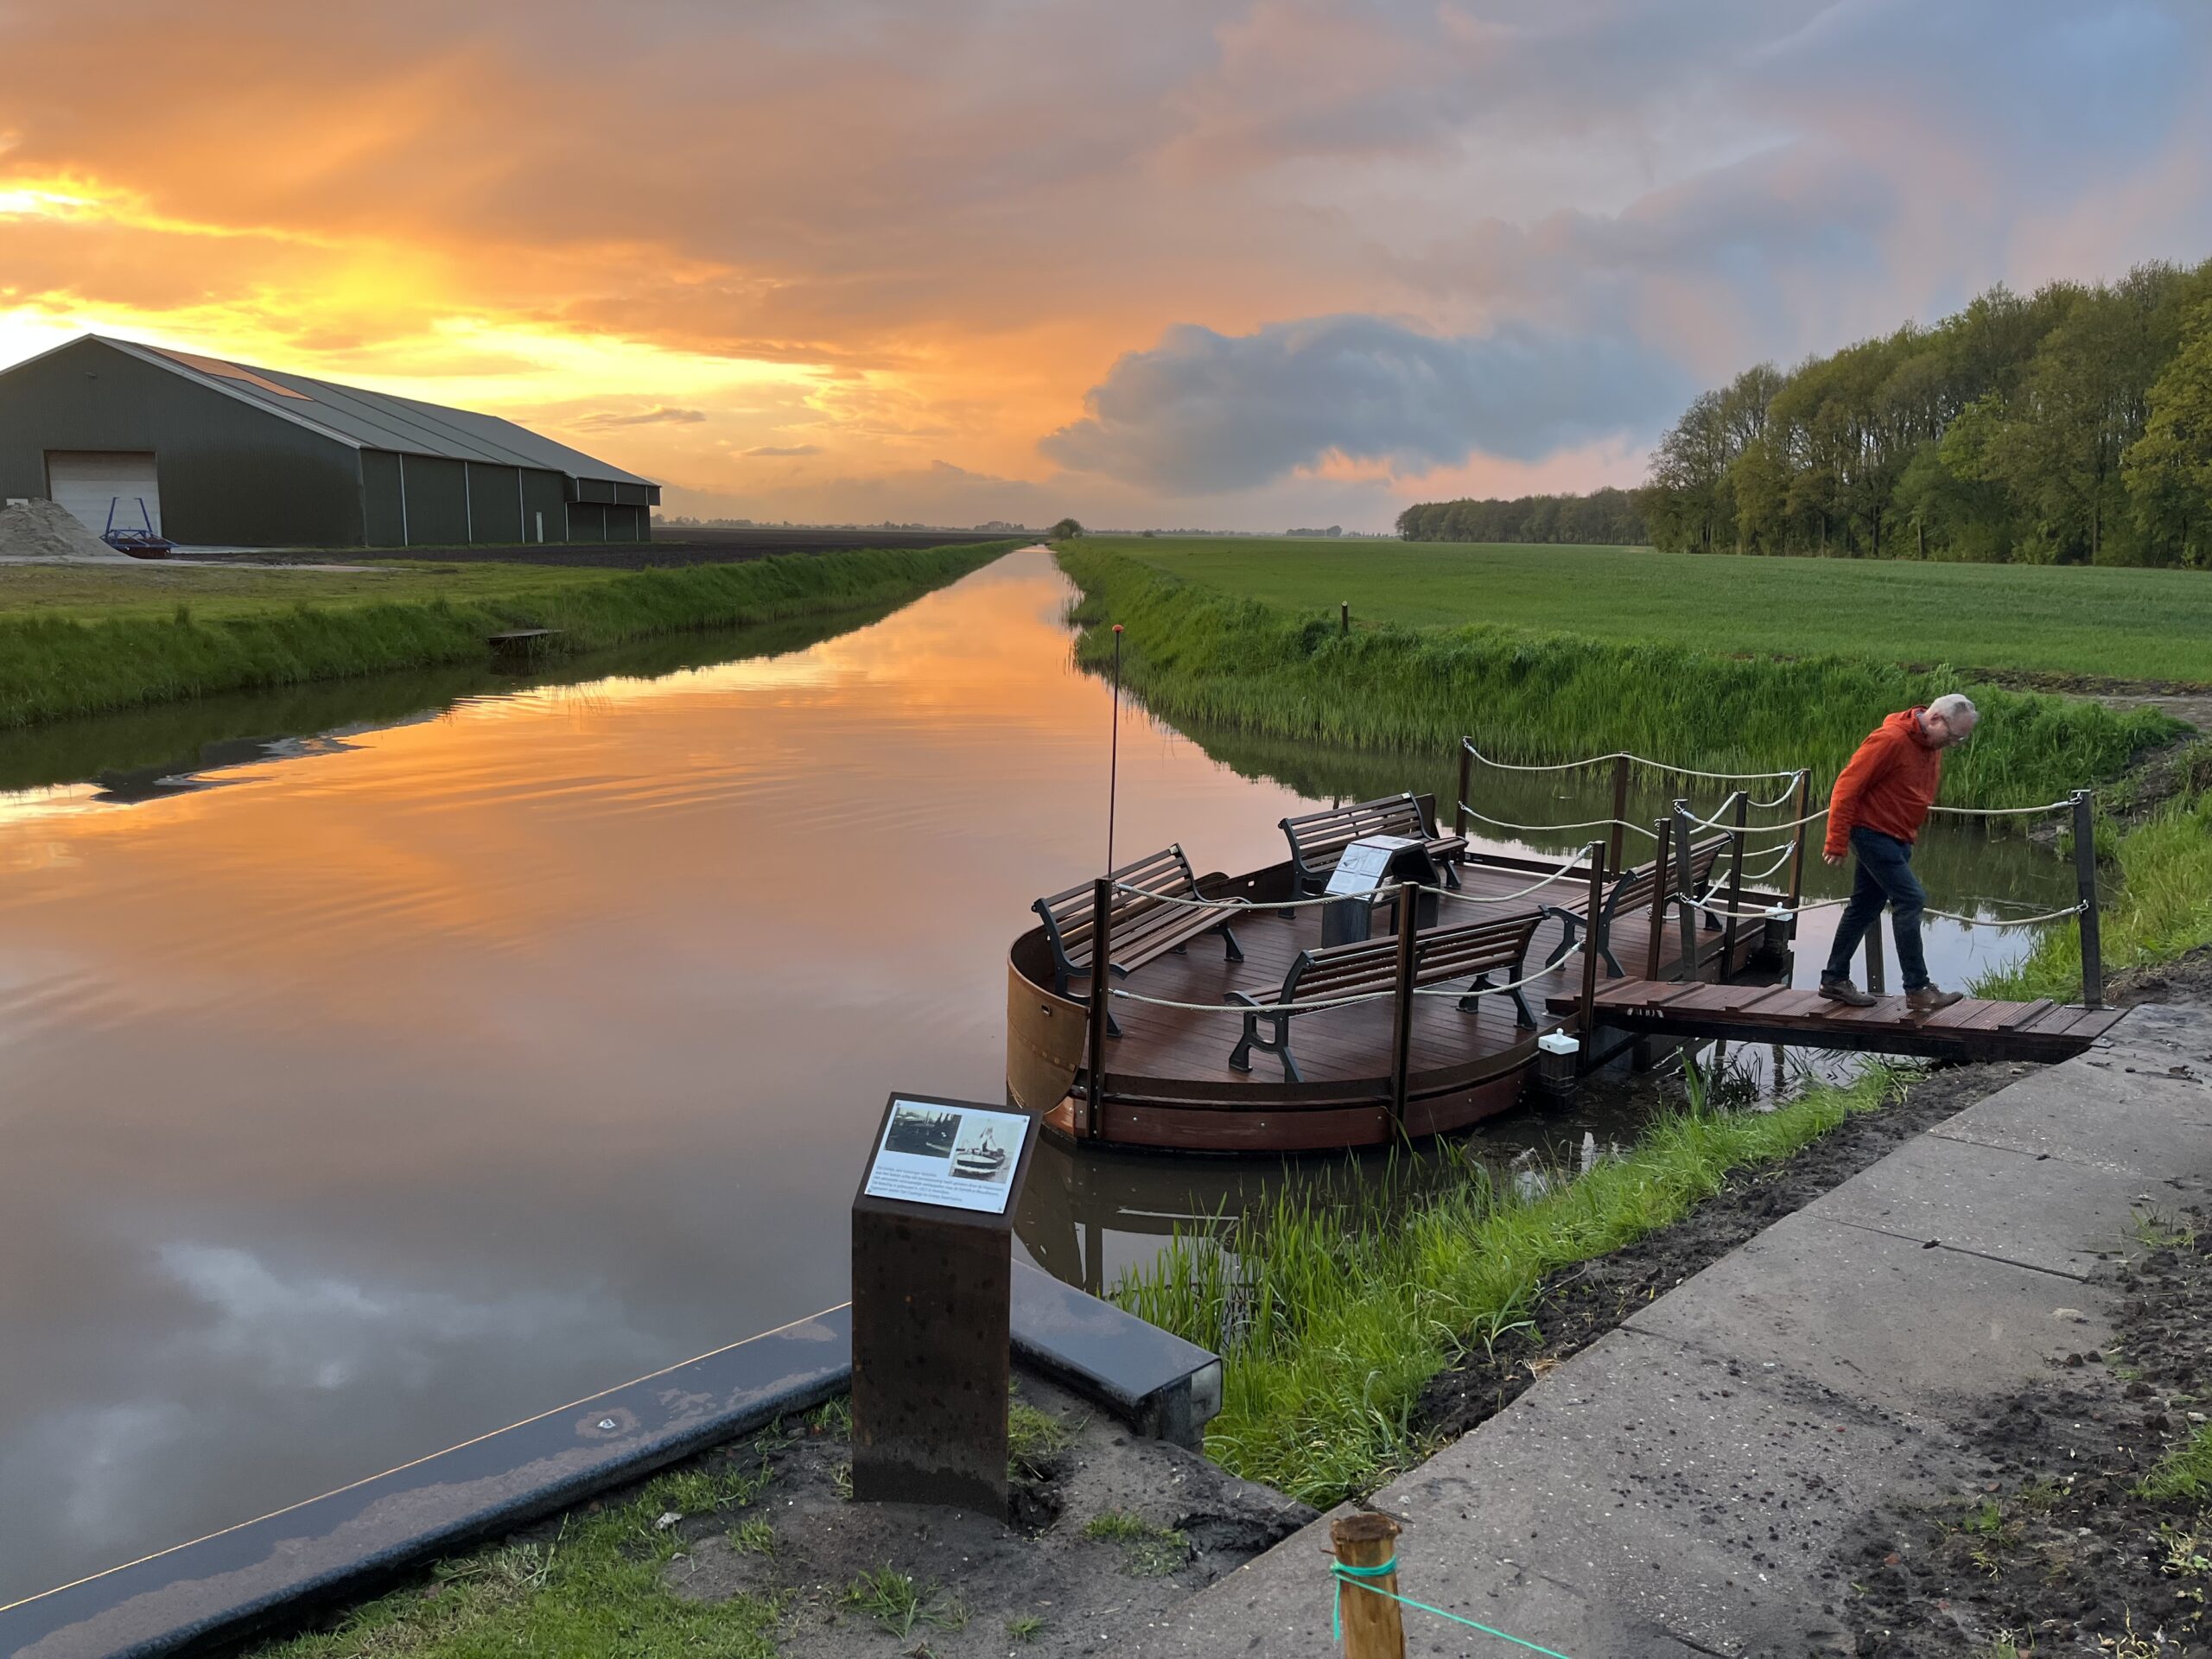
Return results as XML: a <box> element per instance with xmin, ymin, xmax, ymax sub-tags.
<box><xmin>1114</xmin><ymin>1068</ymin><xmax>1898</xmax><ymax>1505</ymax></box>
<box><xmin>1058</xmin><ymin>543</ymin><xmax>2181</xmax><ymax>808</ymax></box>
<box><xmin>0</xmin><ymin>541</ymin><xmax>1014</xmax><ymax>728</ymax></box>
<box><xmin>1096</xmin><ymin>537</ymin><xmax>2212</xmax><ymax>683</ymax></box>
<box><xmin>1979</xmin><ymin>757</ymin><xmax>2212</xmax><ymax>1001</ymax></box>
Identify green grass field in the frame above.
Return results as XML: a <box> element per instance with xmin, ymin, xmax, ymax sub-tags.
<box><xmin>0</xmin><ymin>560</ymin><xmax>626</xmax><ymax>622</ymax></box>
<box><xmin>1096</xmin><ymin>537</ymin><xmax>2212</xmax><ymax>684</ymax></box>
<box><xmin>0</xmin><ymin>543</ymin><xmax>1014</xmax><ymax>728</ymax></box>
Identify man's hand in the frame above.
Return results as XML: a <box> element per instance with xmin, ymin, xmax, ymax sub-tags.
<box><xmin>1823</xmin><ymin>851</ymin><xmax>1845</xmax><ymax>867</ymax></box>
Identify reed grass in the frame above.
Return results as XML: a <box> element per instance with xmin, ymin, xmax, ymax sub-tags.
<box><xmin>1112</xmin><ymin>1067</ymin><xmax>1899</xmax><ymax>1506</ymax></box>
<box><xmin>0</xmin><ymin>542</ymin><xmax>1013</xmax><ymax>729</ymax></box>
<box><xmin>1058</xmin><ymin>545</ymin><xmax>2180</xmax><ymax>810</ymax></box>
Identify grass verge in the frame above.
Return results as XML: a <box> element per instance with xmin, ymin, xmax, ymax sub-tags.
<box><xmin>1977</xmin><ymin>763</ymin><xmax>2212</xmax><ymax>1002</ymax></box>
<box><xmin>1112</xmin><ymin>1067</ymin><xmax>1900</xmax><ymax>1506</ymax></box>
<box><xmin>0</xmin><ymin>541</ymin><xmax>1014</xmax><ymax>728</ymax></box>
<box><xmin>1094</xmin><ymin>537</ymin><xmax>2212</xmax><ymax>684</ymax></box>
<box><xmin>1055</xmin><ymin>543</ymin><xmax>2180</xmax><ymax>810</ymax></box>
<box><xmin>257</xmin><ymin>1466</ymin><xmax>784</xmax><ymax>1659</ymax></box>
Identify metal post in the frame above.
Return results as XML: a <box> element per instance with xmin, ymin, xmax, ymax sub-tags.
<box><xmin>1389</xmin><ymin>882</ymin><xmax>1418</xmax><ymax>1121</ymax></box>
<box><xmin>1340</xmin><ymin>601</ymin><xmax>1351</xmax><ymax>637</ymax></box>
<box><xmin>1331</xmin><ymin>1512</ymin><xmax>1405</xmax><ymax>1659</ymax></box>
<box><xmin>1455</xmin><ymin>740</ymin><xmax>1471</xmax><ymax>838</ymax></box>
<box><xmin>1720</xmin><ymin>789</ymin><xmax>1748</xmax><ymax>972</ymax></box>
<box><xmin>1643</xmin><ymin>817</ymin><xmax>1672</xmax><ymax>982</ymax></box>
<box><xmin>1864</xmin><ymin>908</ymin><xmax>1886</xmax><ymax>996</ymax></box>
<box><xmin>1608</xmin><ymin>753</ymin><xmax>1630</xmax><ymax>875</ymax></box>
<box><xmin>2072</xmin><ymin>789</ymin><xmax>2103</xmax><ymax>1009</ymax></box>
<box><xmin>1577</xmin><ymin>840</ymin><xmax>1605</xmax><ymax>1065</ymax></box>
<box><xmin>1085</xmin><ymin>877</ymin><xmax>1111</xmax><ymax>1139</ymax></box>
<box><xmin>1673</xmin><ymin>800</ymin><xmax>1701</xmax><ymax>981</ymax></box>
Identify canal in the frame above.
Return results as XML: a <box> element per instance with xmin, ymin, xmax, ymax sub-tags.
<box><xmin>0</xmin><ymin>547</ymin><xmax>2075</xmax><ymax>1602</ymax></box>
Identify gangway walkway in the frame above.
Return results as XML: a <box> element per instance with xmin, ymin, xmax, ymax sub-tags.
<box><xmin>1545</xmin><ymin>976</ymin><xmax>2128</xmax><ymax>1063</ymax></box>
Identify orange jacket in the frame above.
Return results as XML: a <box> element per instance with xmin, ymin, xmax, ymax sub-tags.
<box><xmin>1825</xmin><ymin>709</ymin><xmax>1943</xmax><ymax>858</ymax></box>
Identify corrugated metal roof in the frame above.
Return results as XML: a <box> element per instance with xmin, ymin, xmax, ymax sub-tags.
<box><xmin>94</xmin><ymin>336</ymin><xmax>657</xmax><ymax>487</ymax></box>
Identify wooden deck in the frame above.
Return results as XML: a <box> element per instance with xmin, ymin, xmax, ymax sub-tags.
<box><xmin>1543</xmin><ymin>978</ymin><xmax>2128</xmax><ymax>1063</ymax></box>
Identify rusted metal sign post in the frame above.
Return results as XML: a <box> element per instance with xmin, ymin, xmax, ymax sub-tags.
<box><xmin>851</xmin><ymin>1092</ymin><xmax>1039</xmax><ymax>1519</ymax></box>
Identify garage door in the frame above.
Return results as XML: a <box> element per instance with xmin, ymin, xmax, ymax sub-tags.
<box><xmin>48</xmin><ymin>451</ymin><xmax>162</xmax><ymax>540</ymax></box>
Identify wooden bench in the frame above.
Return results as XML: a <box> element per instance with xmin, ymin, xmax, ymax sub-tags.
<box><xmin>1541</xmin><ymin>834</ymin><xmax>1730</xmax><ymax>976</ymax></box>
<box><xmin>1034</xmin><ymin>846</ymin><xmax>1245</xmax><ymax>1037</ymax></box>
<box><xmin>1281</xmin><ymin>793</ymin><xmax>1469</xmax><ymax>895</ymax></box>
<box><xmin>1226</xmin><ymin>911</ymin><xmax>1544</xmax><ymax>1083</ymax></box>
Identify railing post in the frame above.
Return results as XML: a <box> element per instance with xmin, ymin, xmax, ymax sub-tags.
<box><xmin>1720</xmin><ymin>789</ymin><xmax>1748</xmax><ymax>972</ymax></box>
<box><xmin>1643</xmin><ymin>816</ymin><xmax>1672</xmax><ymax>983</ymax></box>
<box><xmin>1785</xmin><ymin>769</ymin><xmax>1811</xmax><ymax>912</ymax></box>
<box><xmin>1454</xmin><ymin>740</ymin><xmax>1471</xmax><ymax>838</ymax></box>
<box><xmin>1864</xmin><ymin>906</ymin><xmax>1887</xmax><ymax>996</ymax></box>
<box><xmin>1085</xmin><ymin>876</ymin><xmax>1111</xmax><ymax>1139</ymax></box>
<box><xmin>1340</xmin><ymin>601</ymin><xmax>1351</xmax><ymax>637</ymax></box>
<box><xmin>2072</xmin><ymin>788</ymin><xmax>2103</xmax><ymax>1009</ymax></box>
<box><xmin>1673</xmin><ymin>800</ymin><xmax>1700</xmax><ymax>981</ymax></box>
<box><xmin>1389</xmin><ymin>880</ymin><xmax>1418</xmax><ymax>1122</ymax></box>
<box><xmin>1578</xmin><ymin>839</ymin><xmax>1605</xmax><ymax>1065</ymax></box>
<box><xmin>1608</xmin><ymin>753</ymin><xmax>1630</xmax><ymax>874</ymax></box>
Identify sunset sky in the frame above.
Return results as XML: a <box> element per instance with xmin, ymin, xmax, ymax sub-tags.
<box><xmin>1</xmin><ymin>1</ymin><xmax>2207</xmax><ymax>531</ymax></box>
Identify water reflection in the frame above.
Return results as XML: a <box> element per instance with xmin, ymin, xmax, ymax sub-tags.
<box><xmin>0</xmin><ymin>547</ymin><xmax>2075</xmax><ymax>1603</ymax></box>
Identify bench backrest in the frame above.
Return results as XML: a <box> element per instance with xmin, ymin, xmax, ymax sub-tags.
<box><xmin>1281</xmin><ymin>794</ymin><xmax>1431</xmax><ymax>876</ymax></box>
<box><xmin>1034</xmin><ymin>844</ymin><xmax>1199</xmax><ymax>965</ymax></box>
<box><xmin>1280</xmin><ymin>910</ymin><xmax>1543</xmax><ymax>1006</ymax></box>
<box><xmin>1597</xmin><ymin>833</ymin><xmax>1730</xmax><ymax>919</ymax></box>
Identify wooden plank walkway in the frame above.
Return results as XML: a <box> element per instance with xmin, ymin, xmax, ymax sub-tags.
<box><xmin>1543</xmin><ymin>977</ymin><xmax>2129</xmax><ymax>1064</ymax></box>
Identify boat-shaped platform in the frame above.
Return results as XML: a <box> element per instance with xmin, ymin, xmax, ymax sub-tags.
<box><xmin>1007</xmin><ymin>849</ymin><xmax>1773</xmax><ymax>1154</ymax></box>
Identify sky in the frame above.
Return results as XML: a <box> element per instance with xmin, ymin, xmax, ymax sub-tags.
<box><xmin>0</xmin><ymin>0</ymin><xmax>2208</xmax><ymax>533</ymax></box>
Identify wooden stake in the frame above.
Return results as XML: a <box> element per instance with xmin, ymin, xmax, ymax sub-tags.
<box><xmin>1331</xmin><ymin>1512</ymin><xmax>1404</xmax><ymax>1659</ymax></box>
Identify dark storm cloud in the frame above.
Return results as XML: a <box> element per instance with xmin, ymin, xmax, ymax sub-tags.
<box><xmin>1039</xmin><ymin>314</ymin><xmax>1692</xmax><ymax>493</ymax></box>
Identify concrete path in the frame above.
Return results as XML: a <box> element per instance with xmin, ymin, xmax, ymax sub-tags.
<box><xmin>1135</xmin><ymin>1002</ymin><xmax>2212</xmax><ymax>1659</ymax></box>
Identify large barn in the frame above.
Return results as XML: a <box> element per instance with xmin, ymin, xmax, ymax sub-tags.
<box><xmin>0</xmin><ymin>335</ymin><xmax>661</xmax><ymax>549</ymax></box>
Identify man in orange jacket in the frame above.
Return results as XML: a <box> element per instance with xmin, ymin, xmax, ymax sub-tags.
<box><xmin>1819</xmin><ymin>693</ymin><xmax>1978</xmax><ymax>1011</ymax></box>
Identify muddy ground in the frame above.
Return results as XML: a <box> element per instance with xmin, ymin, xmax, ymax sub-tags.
<box><xmin>1417</xmin><ymin>1059</ymin><xmax>2030</xmax><ymax>1442</ymax></box>
<box><xmin>1840</xmin><ymin>1203</ymin><xmax>2212</xmax><ymax>1656</ymax></box>
<box><xmin>648</xmin><ymin>1371</ymin><xmax>1310</xmax><ymax>1659</ymax></box>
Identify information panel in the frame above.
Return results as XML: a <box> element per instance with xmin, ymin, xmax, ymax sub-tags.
<box><xmin>1325</xmin><ymin>834</ymin><xmax>1422</xmax><ymax>896</ymax></box>
<box><xmin>861</xmin><ymin>1099</ymin><xmax>1033</xmax><ymax>1215</ymax></box>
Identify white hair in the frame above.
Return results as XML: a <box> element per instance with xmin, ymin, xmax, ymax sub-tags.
<box><xmin>1929</xmin><ymin>692</ymin><xmax>1979</xmax><ymax>727</ymax></box>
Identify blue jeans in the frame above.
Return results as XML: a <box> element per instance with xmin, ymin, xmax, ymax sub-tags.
<box><xmin>1822</xmin><ymin>827</ymin><xmax>1930</xmax><ymax>992</ymax></box>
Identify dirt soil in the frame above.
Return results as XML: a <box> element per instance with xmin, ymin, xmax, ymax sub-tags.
<box><xmin>653</xmin><ymin>1371</ymin><xmax>1313</xmax><ymax>1659</ymax></box>
<box><xmin>1417</xmin><ymin>1061</ymin><xmax>2029</xmax><ymax>1443</ymax></box>
<box><xmin>1839</xmin><ymin>1202</ymin><xmax>2212</xmax><ymax>1656</ymax></box>
<box><xmin>2112</xmin><ymin>946</ymin><xmax>2212</xmax><ymax>1010</ymax></box>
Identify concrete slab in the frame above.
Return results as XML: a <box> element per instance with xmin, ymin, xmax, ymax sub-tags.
<box><xmin>1624</xmin><ymin>1209</ymin><xmax>2112</xmax><ymax>1420</ymax></box>
<box><xmin>1931</xmin><ymin>1061</ymin><xmax>2212</xmax><ymax>1180</ymax></box>
<box><xmin>1135</xmin><ymin>1327</ymin><xmax>1966</xmax><ymax>1659</ymax></box>
<box><xmin>1799</xmin><ymin>1128</ymin><xmax>2207</xmax><ymax>1279</ymax></box>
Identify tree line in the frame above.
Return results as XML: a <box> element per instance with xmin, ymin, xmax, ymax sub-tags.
<box><xmin>1400</xmin><ymin>257</ymin><xmax>2212</xmax><ymax>566</ymax></box>
<box><xmin>1394</xmin><ymin>487</ymin><xmax>1645</xmax><ymax>545</ymax></box>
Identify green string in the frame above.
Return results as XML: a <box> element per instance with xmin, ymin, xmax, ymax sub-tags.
<box><xmin>1330</xmin><ymin>1557</ymin><xmax>1578</xmax><ymax>1659</ymax></box>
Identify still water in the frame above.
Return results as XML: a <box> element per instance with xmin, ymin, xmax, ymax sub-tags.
<box><xmin>0</xmin><ymin>548</ymin><xmax>2070</xmax><ymax>1600</ymax></box>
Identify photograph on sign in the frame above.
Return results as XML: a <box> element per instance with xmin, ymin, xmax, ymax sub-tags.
<box><xmin>865</xmin><ymin>1101</ymin><xmax>1031</xmax><ymax>1213</ymax></box>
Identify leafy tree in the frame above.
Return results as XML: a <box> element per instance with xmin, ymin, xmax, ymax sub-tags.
<box><xmin>1050</xmin><ymin>518</ymin><xmax>1084</xmax><ymax>539</ymax></box>
<box><xmin>2126</xmin><ymin>297</ymin><xmax>2212</xmax><ymax>567</ymax></box>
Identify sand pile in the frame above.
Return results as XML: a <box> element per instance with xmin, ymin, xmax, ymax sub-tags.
<box><xmin>0</xmin><ymin>497</ymin><xmax>132</xmax><ymax>561</ymax></box>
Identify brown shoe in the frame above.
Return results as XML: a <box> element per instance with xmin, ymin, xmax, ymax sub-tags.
<box><xmin>1906</xmin><ymin>986</ymin><xmax>1962</xmax><ymax>1013</ymax></box>
<box><xmin>1820</xmin><ymin>977</ymin><xmax>1878</xmax><ymax>1007</ymax></box>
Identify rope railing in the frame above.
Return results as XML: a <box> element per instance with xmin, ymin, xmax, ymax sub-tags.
<box><xmin>1460</xmin><ymin>735</ymin><xmax>1796</xmax><ymax>787</ymax></box>
<box><xmin>1681</xmin><ymin>890</ymin><xmax>2089</xmax><ymax>928</ymax></box>
<box><xmin>1458</xmin><ymin>803</ymin><xmax>1659</xmax><ymax>840</ymax></box>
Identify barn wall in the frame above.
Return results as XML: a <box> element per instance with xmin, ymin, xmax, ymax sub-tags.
<box><xmin>0</xmin><ymin>339</ymin><xmax>365</xmax><ymax>547</ymax></box>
